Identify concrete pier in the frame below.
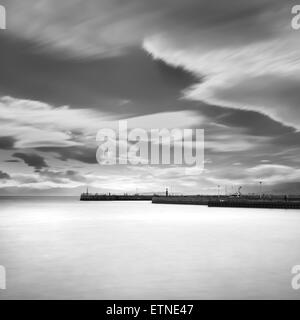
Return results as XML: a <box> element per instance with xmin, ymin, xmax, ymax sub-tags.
<box><xmin>208</xmin><ymin>200</ymin><xmax>300</xmax><ymax>209</ymax></box>
<box><xmin>80</xmin><ymin>194</ymin><xmax>153</xmax><ymax>201</ymax></box>
<box><xmin>152</xmin><ymin>195</ymin><xmax>220</xmax><ymax>205</ymax></box>
<box><xmin>152</xmin><ymin>195</ymin><xmax>300</xmax><ymax>209</ymax></box>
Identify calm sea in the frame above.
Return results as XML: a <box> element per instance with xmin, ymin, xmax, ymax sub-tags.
<box><xmin>0</xmin><ymin>197</ymin><xmax>300</xmax><ymax>300</ymax></box>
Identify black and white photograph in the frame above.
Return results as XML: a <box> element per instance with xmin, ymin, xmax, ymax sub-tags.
<box><xmin>1</xmin><ymin>0</ymin><xmax>300</xmax><ymax>306</ymax></box>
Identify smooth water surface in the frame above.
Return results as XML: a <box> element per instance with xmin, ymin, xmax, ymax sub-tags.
<box><xmin>0</xmin><ymin>197</ymin><xmax>300</xmax><ymax>299</ymax></box>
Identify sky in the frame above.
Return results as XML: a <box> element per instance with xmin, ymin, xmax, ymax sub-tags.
<box><xmin>0</xmin><ymin>0</ymin><xmax>300</xmax><ymax>195</ymax></box>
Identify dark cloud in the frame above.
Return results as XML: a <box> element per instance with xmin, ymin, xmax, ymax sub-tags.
<box><xmin>38</xmin><ymin>146</ymin><xmax>97</xmax><ymax>164</ymax></box>
<box><xmin>0</xmin><ymin>171</ymin><xmax>11</xmax><ymax>180</ymax></box>
<box><xmin>195</xmin><ymin>104</ymin><xmax>295</xmax><ymax>137</ymax></box>
<box><xmin>0</xmin><ymin>136</ymin><xmax>16</xmax><ymax>149</ymax></box>
<box><xmin>12</xmin><ymin>153</ymin><xmax>49</xmax><ymax>171</ymax></box>
<box><xmin>0</xmin><ymin>35</ymin><xmax>197</xmax><ymax>117</ymax></box>
<box><xmin>6</xmin><ymin>0</ymin><xmax>287</xmax><ymax>54</ymax></box>
<box><xmin>211</xmin><ymin>74</ymin><xmax>300</xmax><ymax>130</ymax></box>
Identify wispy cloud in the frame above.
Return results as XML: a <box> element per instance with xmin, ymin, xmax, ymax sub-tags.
<box><xmin>0</xmin><ymin>96</ymin><xmax>111</xmax><ymax>148</ymax></box>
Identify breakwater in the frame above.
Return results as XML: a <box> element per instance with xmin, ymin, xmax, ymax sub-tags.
<box><xmin>80</xmin><ymin>194</ymin><xmax>153</xmax><ymax>201</ymax></box>
<box><xmin>152</xmin><ymin>195</ymin><xmax>219</xmax><ymax>205</ymax></box>
<box><xmin>152</xmin><ymin>196</ymin><xmax>300</xmax><ymax>209</ymax></box>
<box><xmin>80</xmin><ymin>193</ymin><xmax>300</xmax><ymax>209</ymax></box>
<box><xmin>208</xmin><ymin>200</ymin><xmax>300</xmax><ymax>209</ymax></box>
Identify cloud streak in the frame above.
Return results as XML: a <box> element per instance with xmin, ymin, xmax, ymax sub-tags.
<box><xmin>12</xmin><ymin>153</ymin><xmax>49</xmax><ymax>171</ymax></box>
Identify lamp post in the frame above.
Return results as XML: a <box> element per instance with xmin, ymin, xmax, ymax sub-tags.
<box><xmin>259</xmin><ymin>181</ymin><xmax>263</xmax><ymax>199</ymax></box>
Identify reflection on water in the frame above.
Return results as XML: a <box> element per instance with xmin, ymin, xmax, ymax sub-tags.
<box><xmin>0</xmin><ymin>197</ymin><xmax>300</xmax><ymax>299</ymax></box>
